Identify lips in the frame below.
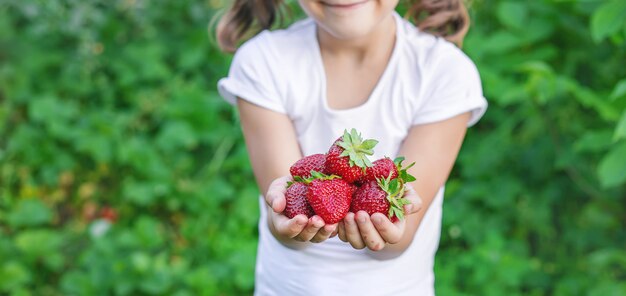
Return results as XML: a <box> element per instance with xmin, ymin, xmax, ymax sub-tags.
<box><xmin>322</xmin><ymin>0</ymin><xmax>368</xmax><ymax>9</ymax></box>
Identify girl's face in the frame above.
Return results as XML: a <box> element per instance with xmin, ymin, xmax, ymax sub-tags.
<box><xmin>298</xmin><ymin>0</ymin><xmax>399</xmax><ymax>40</ymax></box>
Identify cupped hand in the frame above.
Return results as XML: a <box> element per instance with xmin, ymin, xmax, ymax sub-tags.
<box><xmin>265</xmin><ymin>176</ymin><xmax>338</xmax><ymax>243</ymax></box>
<box><xmin>337</xmin><ymin>184</ymin><xmax>422</xmax><ymax>251</ymax></box>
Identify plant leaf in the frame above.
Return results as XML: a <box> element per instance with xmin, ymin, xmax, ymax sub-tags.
<box><xmin>361</xmin><ymin>139</ymin><xmax>379</xmax><ymax>150</ymax></box>
<box><xmin>590</xmin><ymin>0</ymin><xmax>626</xmax><ymax>42</ymax></box>
<box><xmin>597</xmin><ymin>142</ymin><xmax>626</xmax><ymax>188</ymax></box>
<box><xmin>614</xmin><ymin>111</ymin><xmax>626</xmax><ymax>141</ymax></box>
<box><xmin>610</xmin><ymin>79</ymin><xmax>626</xmax><ymax>101</ymax></box>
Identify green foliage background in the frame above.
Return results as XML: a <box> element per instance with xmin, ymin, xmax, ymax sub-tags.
<box><xmin>0</xmin><ymin>0</ymin><xmax>625</xmax><ymax>295</ymax></box>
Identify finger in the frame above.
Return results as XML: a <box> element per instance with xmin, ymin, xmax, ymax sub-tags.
<box><xmin>294</xmin><ymin>216</ymin><xmax>325</xmax><ymax>242</ymax></box>
<box><xmin>343</xmin><ymin>212</ymin><xmax>365</xmax><ymax>249</ymax></box>
<box><xmin>274</xmin><ymin>213</ymin><xmax>307</xmax><ymax>238</ymax></box>
<box><xmin>371</xmin><ymin>213</ymin><xmax>403</xmax><ymax>244</ymax></box>
<box><xmin>355</xmin><ymin>211</ymin><xmax>385</xmax><ymax>251</ymax></box>
<box><xmin>266</xmin><ymin>176</ymin><xmax>292</xmax><ymax>212</ymax></box>
<box><xmin>311</xmin><ymin>223</ymin><xmax>338</xmax><ymax>243</ymax></box>
<box><xmin>403</xmin><ymin>184</ymin><xmax>423</xmax><ymax>215</ymax></box>
<box><xmin>330</xmin><ymin>227</ymin><xmax>339</xmax><ymax>238</ymax></box>
<box><xmin>337</xmin><ymin>221</ymin><xmax>347</xmax><ymax>242</ymax></box>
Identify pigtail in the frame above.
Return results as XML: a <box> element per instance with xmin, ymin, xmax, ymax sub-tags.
<box><xmin>406</xmin><ymin>0</ymin><xmax>470</xmax><ymax>47</ymax></box>
<box><xmin>216</xmin><ymin>0</ymin><xmax>287</xmax><ymax>53</ymax></box>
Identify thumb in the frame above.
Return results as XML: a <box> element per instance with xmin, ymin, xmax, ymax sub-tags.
<box><xmin>266</xmin><ymin>175</ymin><xmax>292</xmax><ymax>213</ymax></box>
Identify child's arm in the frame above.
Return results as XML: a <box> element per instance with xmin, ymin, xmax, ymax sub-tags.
<box><xmin>338</xmin><ymin>112</ymin><xmax>471</xmax><ymax>255</ymax></box>
<box><xmin>237</xmin><ymin>98</ymin><xmax>338</xmax><ymax>247</ymax></box>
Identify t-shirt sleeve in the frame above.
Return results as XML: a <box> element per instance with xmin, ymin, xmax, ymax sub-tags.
<box><xmin>217</xmin><ymin>33</ymin><xmax>286</xmax><ymax>114</ymax></box>
<box><xmin>412</xmin><ymin>42</ymin><xmax>488</xmax><ymax>127</ymax></box>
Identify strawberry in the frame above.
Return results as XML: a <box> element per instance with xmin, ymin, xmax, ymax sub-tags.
<box><xmin>351</xmin><ymin>175</ymin><xmax>412</xmax><ymax>222</ymax></box>
<box><xmin>364</xmin><ymin>156</ymin><xmax>416</xmax><ymax>183</ymax></box>
<box><xmin>364</xmin><ymin>157</ymin><xmax>398</xmax><ymax>182</ymax></box>
<box><xmin>284</xmin><ymin>182</ymin><xmax>315</xmax><ymax>219</ymax></box>
<box><xmin>305</xmin><ymin>172</ymin><xmax>353</xmax><ymax>224</ymax></box>
<box><xmin>325</xmin><ymin>129</ymin><xmax>378</xmax><ymax>183</ymax></box>
<box><xmin>351</xmin><ymin>181</ymin><xmax>390</xmax><ymax>219</ymax></box>
<box><xmin>290</xmin><ymin>153</ymin><xmax>326</xmax><ymax>179</ymax></box>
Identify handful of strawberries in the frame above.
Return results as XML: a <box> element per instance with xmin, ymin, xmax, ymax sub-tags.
<box><xmin>284</xmin><ymin>129</ymin><xmax>416</xmax><ymax>224</ymax></box>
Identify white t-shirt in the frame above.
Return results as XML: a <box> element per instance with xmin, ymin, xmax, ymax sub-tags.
<box><xmin>218</xmin><ymin>12</ymin><xmax>487</xmax><ymax>296</ymax></box>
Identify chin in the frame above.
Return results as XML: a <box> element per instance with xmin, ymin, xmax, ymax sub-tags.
<box><xmin>320</xmin><ymin>21</ymin><xmax>377</xmax><ymax>40</ymax></box>
<box><xmin>299</xmin><ymin>0</ymin><xmax>399</xmax><ymax>39</ymax></box>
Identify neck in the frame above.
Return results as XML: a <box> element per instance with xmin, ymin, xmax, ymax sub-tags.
<box><xmin>316</xmin><ymin>14</ymin><xmax>396</xmax><ymax>61</ymax></box>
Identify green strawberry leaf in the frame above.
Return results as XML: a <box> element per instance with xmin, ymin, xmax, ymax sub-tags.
<box><xmin>394</xmin><ymin>156</ymin><xmax>405</xmax><ymax>165</ymax></box>
<box><xmin>343</xmin><ymin>129</ymin><xmax>351</xmax><ymax>141</ymax></box>
<box><xmin>395</xmin><ymin>157</ymin><xmax>417</xmax><ymax>183</ymax></box>
<box><xmin>361</xmin><ymin>139</ymin><xmax>379</xmax><ymax>150</ymax></box>
<box><xmin>364</xmin><ymin>157</ymin><xmax>373</xmax><ymax>167</ymax></box>
<box><xmin>402</xmin><ymin>171</ymin><xmax>417</xmax><ymax>183</ymax></box>
<box><xmin>339</xmin><ymin>142</ymin><xmax>351</xmax><ymax>150</ymax></box>
<box><xmin>349</xmin><ymin>151</ymin><xmax>358</xmax><ymax>161</ymax></box>
<box><xmin>389</xmin><ymin>179</ymin><xmax>399</xmax><ymax>193</ymax></box>
<box><xmin>311</xmin><ymin>171</ymin><xmax>324</xmax><ymax>179</ymax></box>
<box><xmin>350</xmin><ymin>129</ymin><xmax>360</xmax><ymax>142</ymax></box>
<box><xmin>354</xmin><ymin>157</ymin><xmax>365</xmax><ymax>168</ymax></box>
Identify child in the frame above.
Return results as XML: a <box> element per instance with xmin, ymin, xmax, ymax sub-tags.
<box><xmin>217</xmin><ymin>0</ymin><xmax>487</xmax><ymax>295</ymax></box>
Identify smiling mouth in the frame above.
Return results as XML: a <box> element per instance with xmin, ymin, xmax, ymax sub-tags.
<box><xmin>322</xmin><ymin>0</ymin><xmax>368</xmax><ymax>9</ymax></box>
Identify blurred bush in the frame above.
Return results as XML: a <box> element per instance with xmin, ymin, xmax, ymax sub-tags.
<box><xmin>436</xmin><ymin>0</ymin><xmax>626</xmax><ymax>295</ymax></box>
<box><xmin>1</xmin><ymin>1</ymin><xmax>257</xmax><ymax>295</ymax></box>
<box><xmin>0</xmin><ymin>0</ymin><xmax>624</xmax><ymax>295</ymax></box>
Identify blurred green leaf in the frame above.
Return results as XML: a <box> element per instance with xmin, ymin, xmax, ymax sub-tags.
<box><xmin>28</xmin><ymin>96</ymin><xmax>78</xmax><ymax>124</ymax></box>
<box><xmin>590</xmin><ymin>0</ymin><xmax>626</xmax><ymax>42</ymax></box>
<box><xmin>591</xmin><ymin>0</ymin><xmax>626</xmax><ymax>42</ymax></box>
<box><xmin>7</xmin><ymin>199</ymin><xmax>53</xmax><ymax>228</ymax></box>
<box><xmin>614</xmin><ymin>111</ymin><xmax>626</xmax><ymax>141</ymax></box>
<box><xmin>0</xmin><ymin>262</ymin><xmax>31</xmax><ymax>291</ymax></box>
<box><xmin>496</xmin><ymin>2</ymin><xmax>528</xmax><ymax>30</ymax></box>
<box><xmin>15</xmin><ymin>230</ymin><xmax>63</xmax><ymax>259</ymax></box>
<box><xmin>156</xmin><ymin>121</ymin><xmax>198</xmax><ymax>151</ymax></box>
<box><xmin>610</xmin><ymin>79</ymin><xmax>626</xmax><ymax>101</ymax></box>
<box><xmin>574</xmin><ymin>130</ymin><xmax>613</xmax><ymax>153</ymax></box>
<box><xmin>597</xmin><ymin>142</ymin><xmax>626</xmax><ymax>188</ymax></box>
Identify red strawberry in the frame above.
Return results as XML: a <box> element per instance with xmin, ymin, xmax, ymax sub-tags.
<box><xmin>290</xmin><ymin>153</ymin><xmax>327</xmax><ymax>179</ymax></box>
<box><xmin>350</xmin><ymin>176</ymin><xmax>411</xmax><ymax>222</ymax></box>
<box><xmin>284</xmin><ymin>182</ymin><xmax>315</xmax><ymax>219</ymax></box>
<box><xmin>364</xmin><ymin>156</ymin><xmax>416</xmax><ymax>183</ymax></box>
<box><xmin>325</xmin><ymin>129</ymin><xmax>378</xmax><ymax>183</ymax></box>
<box><xmin>307</xmin><ymin>177</ymin><xmax>353</xmax><ymax>224</ymax></box>
<box><xmin>364</xmin><ymin>157</ymin><xmax>398</xmax><ymax>182</ymax></box>
<box><xmin>351</xmin><ymin>181</ymin><xmax>390</xmax><ymax>217</ymax></box>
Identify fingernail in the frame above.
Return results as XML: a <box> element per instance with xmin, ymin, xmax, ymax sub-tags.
<box><xmin>358</xmin><ymin>215</ymin><xmax>366</xmax><ymax>223</ymax></box>
<box><xmin>373</xmin><ymin>216</ymin><xmax>382</xmax><ymax>224</ymax></box>
<box><xmin>314</xmin><ymin>217</ymin><xmax>323</xmax><ymax>227</ymax></box>
<box><xmin>406</xmin><ymin>204</ymin><xmax>414</xmax><ymax>212</ymax></box>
